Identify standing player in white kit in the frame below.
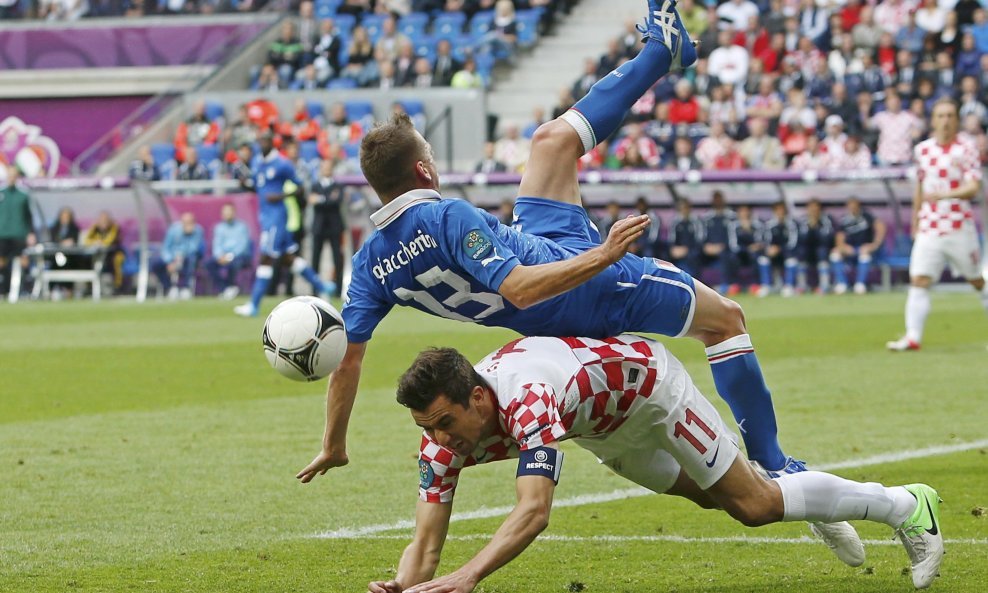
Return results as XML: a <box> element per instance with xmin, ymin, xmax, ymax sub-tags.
<box><xmin>887</xmin><ymin>98</ymin><xmax>988</xmax><ymax>351</ymax></box>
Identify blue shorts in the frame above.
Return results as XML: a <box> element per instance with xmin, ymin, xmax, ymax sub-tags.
<box><xmin>259</xmin><ymin>224</ymin><xmax>299</xmax><ymax>258</ymax></box>
<box><xmin>514</xmin><ymin>197</ymin><xmax>696</xmax><ymax>338</ymax></box>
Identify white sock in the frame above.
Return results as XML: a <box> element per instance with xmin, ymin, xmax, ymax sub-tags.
<box><xmin>775</xmin><ymin>472</ymin><xmax>915</xmax><ymax>528</ymax></box>
<box><xmin>980</xmin><ymin>284</ymin><xmax>988</xmax><ymax>314</ymax></box>
<box><xmin>905</xmin><ymin>286</ymin><xmax>930</xmax><ymax>343</ymax></box>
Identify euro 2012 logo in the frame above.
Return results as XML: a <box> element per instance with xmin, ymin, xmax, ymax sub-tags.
<box><xmin>463</xmin><ymin>229</ymin><xmax>493</xmax><ymax>261</ymax></box>
<box><xmin>418</xmin><ymin>460</ymin><xmax>435</xmax><ymax>490</ymax></box>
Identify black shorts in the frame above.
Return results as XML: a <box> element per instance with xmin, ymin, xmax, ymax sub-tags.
<box><xmin>0</xmin><ymin>238</ymin><xmax>26</xmax><ymax>260</ymax></box>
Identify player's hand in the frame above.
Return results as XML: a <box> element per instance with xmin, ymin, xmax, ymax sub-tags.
<box><xmin>403</xmin><ymin>570</ymin><xmax>477</xmax><ymax>593</ymax></box>
<box><xmin>599</xmin><ymin>215</ymin><xmax>650</xmax><ymax>264</ymax></box>
<box><xmin>368</xmin><ymin>580</ymin><xmax>403</xmax><ymax>593</ymax></box>
<box><xmin>296</xmin><ymin>448</ymin><xmax>349</xmax><ymax>483</ymax></box>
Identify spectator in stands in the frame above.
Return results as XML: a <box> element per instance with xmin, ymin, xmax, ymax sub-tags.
<box><xmin>739</xmin><ymin>117</ymin><xmax>786</xmax><ymax>170</ymax></box>
<box><xmin>839</xmin><ymin>135</ymin><xmax>873</xmax><ymax>169</ymax></box>
<box><xmin>296</xmin><ymin>1</ymin><xmax>320</xmax><ymax>61</ymax></box>
<box><xmin>706</xmin><ymin>85</ymin><xmax>737</xmax><ymax>127</ymax></box>
<box><xmin>477</xmin><ymin>0</ymin><xmax>518</xmax><ymax>60</ymax></box>
<box><xmin>972</xmin><ymin>8</ymin><xmax>988</xmax><ymax>53</ymax></box>
<box><xmin>432</xmin><ymin>39</ymin><xmax>463</xmax><ymax>87</ymax></box>
<box><xmin>781</xmin><ymin>121</ymin><xmax>810</xmax><ymax>158</ymax></box>
<box><xmin>451</xmin><ymin>56</ymin><xmax>484</xmax><ymax>88</ymax></box>
<box><xmin>206</xmin><ymin>204</ymin><xmax>251</xmax><ymax>300</ymax></box>
<box><xmin>955</xmin><ymin>33</ymin><xmax>982</xmax><ymax>80</ymax></box>
<box><xmin>630</xmin><ymin>196</ymin><xmax>663</xmax><ymax>259</ymax></box>
<box><xmin>228</xmin><ymin>144</ymin><xmax>255</xmax><ymax>191</ymax></box>
<box><xmin>0</xmin><ymin>162</ymin><xmax>35</xmax><ymax>298</ymax></box>
<box><xmin>45</xmin><ymin>206</ymin><xmax>81</xmax><ymax>297</ymax></box>
<box><xmin>375</xmin><ymin>15</ymin><xmax>411</xmax><ymax>62</ymax></box>
<box><xmin>394</xmin><ymin>40</ymin><xmax>418</xmax><ymax>86</ymax></box>
<box><xmin>875</xmin><ymin>0</ymin><xmax>911</xmax><ymax>35</ymax></box>
<box><xmin>669</xmin><ymin>199</ymin><xmax>704</xmax><ymax>275</ymax></box>
<box><xmin>666</xmin><ymin>136</ymin><xmax>702</xmax><ymax>171</ymax></box>
<box><xmin>732</xmin><ymin>204</ymin><xmax>764</xmax><ymax>293</ymax></box>
<box><xmin>797</xmin><ymin>198</ymin><xmax>836</xmax><ymax>293</ymax></box>
<box><xmin>497</xmin><ymin>197</ymin><xmax>514</xmax><ymax>226</ymax></box>
<box><xmin>341</xmin><ymin>26</ymin><xmax>376</xmax><ymax>85</ymax></box>
<box><xmin>324</xmin><ymin>103</ymin><xmax>361</xmax><ymax>146</ymax></box>
<box><xmin>599</xmin><ymin>201</ymin><xmax>622</xmax><ymax>239</ymax></box>
<box><xmin>375</xmin><ymin>59</ymin><xmax>399</xmax><ymax>89</ymax></box>
<box><xmin>177</xmin><ymin>146</ymin><xmax>211</xmax><ymax>181</ymax></box>
<box><xmin>154</xmin><ymin>212</ymin><xmax>205</xmax><ymax>300</ymax></box>
<box><xmin>223</xmin><ymin>104</ymin><xmax>257</xmax><ymax>153</ymax></box>
<box><xmin>668</xmin><ymin>79</ymin><xmax>702</xmax><ymax>125</ymax></box>
<box><xmin>174</xmin><ymin>100</ymin><xmax>220</xmax><ymax>163</ymax></box>
<box><xmin>789</xmin><ymin>133</ymin><xmax>822</xmax><ymax>170</ymax></box>
<box><xmin>708</xmin><ymin>29</ymin><xmax>750</xmax><ymax>87</ymax></box>
<box><xmin>475</xmin><ymin>141</ymin><xmax>508</xmax><ymax>174</ymax></box>
<box><xmin>129</xmin><ymin>145</ymin><xmax>160</xmax><ymax>182</ymax></box>
<box><xmin>313</xmin><ymin>18</ymin><xmax>342</xmax><ymax>83</ymax></box>
<box><xmin>716</xmin><ymin>0</ymin><xmax>759</xmax><ymax>31</ymax></box>
<box><xmin>293</xmin><ymin>64</ymin><xmax>321</xmax><ymax>90</ymax></box>
<box><xmin>702</xmin><ymin>190</ymin><xmax>738</xmax><ymax>295</ymax></box>
<box><xmin>779</xmin><ymin>87</ymin><xmax>817</xmax><ymax>131</ymax></box>
<box><xmin>958</xmin><ymin>76</ymin><xmax>987</xmax><ymax>124</ymax></box>
<box><xmin>852</xmin><ymin>5</ymin><xmax>882</xmax><ymax>50</ymax></box>
<box><xmin>39</xmin><ymin>0</ymin><xmax>89</xmax><ymax>20</ymax></box>
<box><xmin>758</xmin><ymin>201</ymin><xmax>799</xmax><ymax>297</ymax></box>
<box><xmin>615</xmin><ymin>123</ymin><xmax>660</xmax><ymax>169</ymax></box>
<box><xmin>83</xmin><ymin>211</ymin><xmax>124</xmax><ymax>291</ymax></box>
<box><xmin>571</xmin><ymin>58</ymin><xmax>600</xmax><ymax>101</ymax></box>
<box><xmin>830</xmin><ymin>196</ymin><xmax>886</xmax><ymax>295</ymax></box>
<box><xmin>269</xmin><ymin>21</ymin><xmax>304</xmax><ymax>83</ymax></box>
<box><xmin>309</xmin><ymin>159</ymin><xmax>346</xmax><ymax>298</ymax></box>
<box><xmin>746</xmin><ymin>77</ymin><xmax>784</xmax><ymax>125</ymax></box>
<box><xmin>820</xmin><ymin>114</ymin><xmax>849</xmax><ymax>167</ymax></box>
<box><xmin>493</xmin><ymin>124</ymin><xmax>531</xmax><ymax>173</ymax></box>
<box><xmin>961</xmin><ymin>113</ymin><xmax>988</xmax><ymax>164</ymax></box>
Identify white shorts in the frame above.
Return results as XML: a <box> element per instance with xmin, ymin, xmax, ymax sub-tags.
<box><xmin>909</xmin><ymin>229</ymin><xmax>983</xmax><ymax>281</ymax></box>
<box><xmin>575</xmin><ymin>351</ymin><xmax>739</xmax><ymax>493</ymax></box>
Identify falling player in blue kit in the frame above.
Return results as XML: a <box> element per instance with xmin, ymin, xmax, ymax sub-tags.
<box><xmin>297</xmin><ymin>0</ymin><xmax>863</xmax><ymax>564</ymax></box>
<box><xmin>234</xmin><ymin>132</ymin><xmax>334</xmax><ymax>317</ymax></box>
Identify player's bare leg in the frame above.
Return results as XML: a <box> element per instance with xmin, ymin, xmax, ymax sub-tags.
<box><xmin>519</xmin><ymin>0</ymin><xmax>696</xmax><ymax>206</ymax></box>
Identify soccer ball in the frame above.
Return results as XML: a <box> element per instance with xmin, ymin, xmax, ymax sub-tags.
<box><xmin>262</xmin><ymin>296</ymin><xmax>346</xmax><ymax>382</ymax></box>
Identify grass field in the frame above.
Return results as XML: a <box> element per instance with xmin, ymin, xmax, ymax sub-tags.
<box><xmin>2</xmin><ymin>292</ymin><xmax>987</xmax><ymax>593</ymax></box>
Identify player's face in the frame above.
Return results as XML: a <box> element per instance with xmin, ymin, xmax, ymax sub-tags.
<box><xmin>931</xmin><ymin>104</ymin><xmax>959</xmax><ymax>138</ymax></box>
<box><xmin>412</xmin><ymin>391</ymin><xmax>488</xmax><ymax>456</ymax></box>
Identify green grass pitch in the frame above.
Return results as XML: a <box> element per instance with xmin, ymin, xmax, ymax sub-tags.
<box><xmin>1</xmin><ymin>292</ymin><xmax>986</xmax><ymax>592</ymax></box>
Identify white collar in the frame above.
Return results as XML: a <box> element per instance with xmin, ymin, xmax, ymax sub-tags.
<box><xmin>370</xmin><ymin>189</ymin><xmax>441</xmax><ymax>229</ymax></box>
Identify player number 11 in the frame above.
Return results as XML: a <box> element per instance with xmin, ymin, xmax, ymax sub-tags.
<box><xmin>672</xmin><ymin>408</ymin><xmax>717</xmax><ymax>454</ymax></box>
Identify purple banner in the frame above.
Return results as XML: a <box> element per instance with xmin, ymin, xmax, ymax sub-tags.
<box><xmin>0</xmin><ymin>97</ymin><xmax>150</xmax><ymax>173</ymax></box>
<box><xmin>0</xmin><ymin>22</ymin><xmax>269</xmax><ymax>70</ymax></box>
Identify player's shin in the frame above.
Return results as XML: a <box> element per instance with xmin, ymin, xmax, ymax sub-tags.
<box><xmin>291</xmin><ymin>257</ymin><xmax>326</xmax><ymax>293</ymax></box>
<box><xmin>250</xmin><ymin>264</ymin><xmax>274</xmax><ymax>308</ymax></box>
<box><xmin>774</xmin><ymin>471</ymin><xmax>916</xmax><ymax>528</ymax></box>
<box><xmin>560</xmin><ymin>39</ymin><xmax>672</xmax><ymax>154</ymax></box>
<box><xmin>705</xmin><ymin>335</ymin><xmax>787</xmax><ymax>471</ymax></box>
<box><xmin>906</xmin><ymin>285</ymin><xmax>931</xmax><ymax>343</ymax></box>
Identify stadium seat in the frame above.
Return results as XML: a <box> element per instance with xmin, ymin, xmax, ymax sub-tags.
<box><xmin>150</xmin><ymin>143</ymin><xmax>175</xmax><ymax>167</ymax></box>
<box><xmin>299</xmin><ymin>140</ymin><xmax>321</xmax><ymax>165</ymax></box>
<box><xmin>315</xmin><ymin>0</ymin><xmax>341</xmax><ymax>19</ymax></box>
<box><xmin>334</xmin><ymin>13</ymin><xmax>357</xmax><ymax>35</ymax></box>
<box><xmin>344</xmin><ymin>100</ymin><xmax>375</xmax><ymax>130</ymax></box>
<box><xmin>306</xmin><ymin>100</ymin><xmax>325</xmax><ymax>121</ymax></box>
<box><xmin>399</xmin><ymin>99</ymin><xmax>426</xmax><ymax>132</ymax></box>
<box><xmin>515</xmin><ymin>9</ymin><xmax>541</xmax><ymax>48</ymax></box>
<box><xmin>195</xmin><ymin>144</ymin><xmax>221</xmax><ymax>178</ymax></box>
<box><xmin>413</xmin><ymin>36</ymin><xmax>437</xmax><ymax>62</ymax></box>
<box><xmin>474</xmin><ymin>52</ymin><xmax>495</xmax><ymax>85</ymax></box>
<box><xmin>469</xmin><ymin>10</ymin><xmax>495</xmax><ymax>37</ymax></box>
<box><xmin>203</xmin><ymin>101</ymin><xmax>225</xmax><ymax>123</ymax></box>
<box><xmin>399</xmin><ymin>12</ymin><xmax>430</xmax><ymax>37</ymax></box>
<box><xmin>432</xmin><ymin>11</ymin><xmax>467</xmax><ymax>40</ymax></box>
<box><xmin>361</xmin><ymin>14</ymin><xmax>387</xmax><ymax>43</ymax></box>
<box><xmin>450</xmin><ymin>35</ymin><xmax>475</xmax><ymax>62</ymax></box>
<box><xmin>327</xmin><ymin>77</ymin><xmax>358</xmax><ymax>90</ymax></box>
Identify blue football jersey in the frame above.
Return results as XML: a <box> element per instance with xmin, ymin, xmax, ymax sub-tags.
<box><xmin>342</xmin><ymin>190</ymin><xmax>638</xmax><ymax>343</ymax></box>
<box><xmin>254</xmin><ymin>151</ymin><xmax>301</xmax><ymax>227</ymax></box>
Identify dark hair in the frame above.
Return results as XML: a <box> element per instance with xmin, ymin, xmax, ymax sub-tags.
<box><xmin>360</xmin><ymin>112</ymin><xmax>428</xmax><ymax>199</ymax></box>
<box><xmin>396</xmin><ymin>348</ymin><xmax>484</xmax><ymax>412</ymax></box>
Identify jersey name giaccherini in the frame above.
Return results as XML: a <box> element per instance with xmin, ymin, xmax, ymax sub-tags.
<box><xmin>372</xmin><ymin>229</ymin><xmax>439</xmax><ymax>284</ymax></box>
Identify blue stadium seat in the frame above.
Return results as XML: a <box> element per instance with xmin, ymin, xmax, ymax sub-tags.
<box><xmin>450</xmin><ymin>35</ymin><xmax>475</xmax><ymax>62</ymax></box>
<box><xmin>343</xmin><ymin>142</ymin><xmax>361</xmax><ymax>160</ymax></box>
<box><xmin>315</xmin><ymin>0</ymin><xmax>341</xmax><ymax>19</ymax></box>
<box><xmin>413</xmin><ymin>36</ymin><xmax>437</xmax><ymax>62</ymax></box>
<box><xmin>515</xmin><ymin>9</ymin><xmax>541</xmax><ymax>47</ymax></box>
<box><xmin>299</xmin><ymin>140</ymin><xmax>321</xmax><ymax>165</ymax></box>
<box><xmin>333</xmin><ymin>13</ymin><xmax>357</xmax><ymax>34</ymax></box>
<box><xmin>398</xmin><ymin>99</ymin><xmax>424</xmax><ymax>117</ymax></box>
<box><xmin>361</xmin><ymin>14</ymin><xmax>387</xmax><ymax>43</ymax></box>
<box><xmin>203</xmin><ymin>101</ymin><xmax>225</xmax><ymax>122</ymax></box>
<box><xmin>344</xmin><ymin>100</ymin><xmax>375</xmax><ymax>130</ymax></box>
<box><xmin>399</xmin><ymin>12</ymin><xmax>430</xmax><ymax>37</ymax></box>
<box><xmin>469</xmin><ymin>10</ymin><xmax>495</xmax><ymax>37</ymax></box>
<box><xmin>327</xmin><ymin>77</ymin><xmax>358</xmax><ymax>90</ymax></box>
<box><xmin>474</xmin><ymin>52</ymin><xmax>495</xmax><ymax>85</ymax></box>
<box><xmin>195</xmin><ymin>144</ymin><xmax>221</xmax><ymax>178</ymax></box>
<box><xmin>150</xmin><ymin>143</ymin><xmax>175</xmax><ymax>167</ymax></box>
<box><xmin>306</xmin><ymin>100</ymin><xmax>325</xmax><ymax>121</ymax></box>
<box><xmin>432</xmin><ymin>11</ymin><xmax>467</xmax><ymax>40</ymax></box>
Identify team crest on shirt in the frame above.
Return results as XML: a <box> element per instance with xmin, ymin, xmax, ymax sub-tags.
<box><xmin>418</xmin><ymin>460</ymin><xmax>435</xmax><ymax>489</ymax></box>
<box><xmin>463</xmin><ymin>229</ymin><xmax>493</xmax><ymax>260</ymax></box>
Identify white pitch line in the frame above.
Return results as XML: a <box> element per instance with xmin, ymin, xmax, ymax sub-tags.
<box><xmin>350</xmin><ymin>534</ymin><xmax>988</xmax><ymax>546</ymax></box>
<box><xmin>314</xmin><ymin>439</ymin><xmax>988</xmax><ymax>540</ymax></box>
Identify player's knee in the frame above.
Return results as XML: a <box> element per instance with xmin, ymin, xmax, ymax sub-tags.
<box><xmin>911</xmin><ymin>276</ymin><xmax>933</xmax><ymax>288</ymax></box>
<box><xmin>722</xmin><ymin>492</ymin><xmax>777</xmax><ymax>527</ymax></box>
<box><xmin>531</xmin><ymin>120</ymin><xmax>578</xmax><ymax>156</ymax></box>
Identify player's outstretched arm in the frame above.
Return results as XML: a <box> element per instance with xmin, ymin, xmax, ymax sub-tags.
<box><xmin>296</xmin><ymin>340</ymin><xmax>367</xmax><ymax>483</ymax></box>
<box><xmin>498</xmin><ymin>214</ymin><xmax>650</xmax><ymax>309</ymax></box>
<box><xmin>404</xmin><ymin>469</ymin><xmax>557</xmax><ymax>593</ymax></box>
<box><xmin>368</xmin><ymin>500</ymin><xmax>454</xmax><ymax>593</ymax></box>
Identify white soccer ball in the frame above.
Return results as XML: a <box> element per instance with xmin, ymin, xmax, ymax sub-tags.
<box><xmin>262</xmin><ymin>296</ymin><xmax>346</xmax><ymax>382</ymax></box>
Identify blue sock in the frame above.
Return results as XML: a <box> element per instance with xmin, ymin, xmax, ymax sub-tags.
<box><xmin>561</xmin><ymin>39</ymin><xmax>671</xmax><ymax>151</ymax></box>
<box><xmin>784</xmin><ymin>260</ymin><xmax>797</xmax><ymax>287</ymax></box>
<box><xmin>706</xmin><ymin>335</ymin><xmax>787</xmax><ymax>470</ymax></box>
<box><xmin>250</xmin><ymin>264</ymin><xmax>274</xmax><ymax>309</ymax></box>
<box><xmin>300</xmin><ymin>266</ymin><xmax>324</xmax><ymax>293</ymax></box>
<box><xmin>855</xmin><ymin>257</ymin><xmax>871</xmax><ymax>285</ymax></box>
<box><xmin>758</xmin><ymin>258</ymin><xmax>771</xmax><ymax>286</ymax></box>
<box><xmin>832</xmin><ymin>258</ymin><xmax>847</xmax><ymax>285</ymax></box>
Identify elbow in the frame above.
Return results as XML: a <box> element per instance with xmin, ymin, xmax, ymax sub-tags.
<box><xmin>500</xmin><ymin>285</ymin><xmax>536</xmax><ymax>310</ymax></box>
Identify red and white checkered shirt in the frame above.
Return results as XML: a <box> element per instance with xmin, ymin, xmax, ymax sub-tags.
<box><xmin>871</xmin><ymin>110</ymin><xmax>921</xmax><ymax>165</ymax></box>
<box><xmin>417</xmin><ymin>335</ymin><xmax>668</xmax><ymax>503</ymax></box>
<box><xmin>914</xmin><ymin>136</ymin><xmax>983</xmax><ymax>237</ymax></box>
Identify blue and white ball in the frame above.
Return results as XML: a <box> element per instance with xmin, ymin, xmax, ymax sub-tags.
<box><xmin>262</xmin><ymin>296</ymin><xmax>346</xmax><ymax>382</ymax></box>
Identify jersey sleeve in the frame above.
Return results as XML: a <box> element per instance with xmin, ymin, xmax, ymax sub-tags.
<box><xmin>962</xmin><ymin>140</ymin><xmax>983</xmax><ymax>183</ymax></box>
<box><xmin>341</xmin><ymin>253</ymin><xmax>393</xmax><ymax>343</ymax></box>
<box><xmin>503</xmin><ymin>383</ymin><xmax>567</xmax><ymax>451</ymax></box>
<box><xmin>438</xmin><ymin>199</ymin><xmax>521</xmax><ymax>292</ymax></box>
<box><xmin>418</xmin><ymin>434</ymin><xmax>464</xmax><ymax>503</ymax></box>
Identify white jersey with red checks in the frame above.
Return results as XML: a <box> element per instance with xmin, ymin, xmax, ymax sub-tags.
<box><xmin>418</xmin><ymin>335</ymin><xmax>670</xmax><ymax>503</ymax></box>
<box><xmin>914</xmin><ymin>136</ymin><xmax>983</xmax><ymax>237</ymax></box>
